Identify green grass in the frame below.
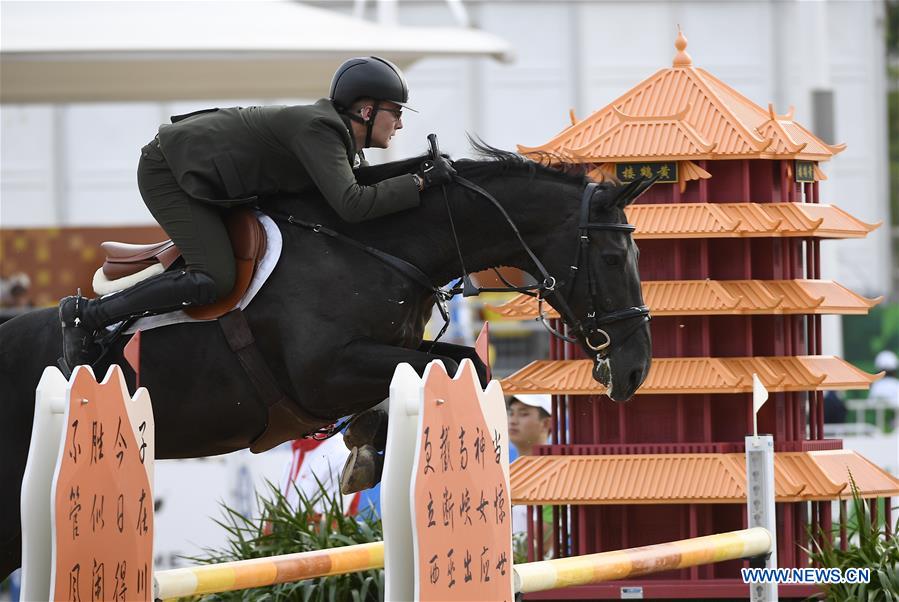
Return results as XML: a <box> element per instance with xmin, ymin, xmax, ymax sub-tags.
<box><xmin>805</xmin><ymin>475</ymin><xmax>899</xmax><ymax>601</ymax></box>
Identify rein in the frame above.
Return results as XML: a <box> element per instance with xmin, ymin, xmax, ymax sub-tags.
<box><xmin>266</xmin><ymin>212</ymin><xmax>460</xmax><ymax>344</ymax></box>
<box><xmin>266</xmin><ymin>175</ymin><xmax>651</xmax><ymax>359</ymax></box>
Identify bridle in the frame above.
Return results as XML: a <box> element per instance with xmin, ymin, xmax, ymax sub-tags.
<box><xmin>447</xmin><ymin>178</ymin><xmax>651</xmax><ymax>361</ymax></box>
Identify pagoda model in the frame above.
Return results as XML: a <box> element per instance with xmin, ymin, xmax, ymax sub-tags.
<box><xmin>497</xmin><ymin>31</ymin><xmax>899</xmax><ymax>600</ymax></box>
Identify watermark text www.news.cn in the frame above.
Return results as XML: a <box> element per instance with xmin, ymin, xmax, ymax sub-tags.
<box><xmin>742</xmin><ymin>567</ymin><xmax>870</xmax><ymax>585</ymax></box>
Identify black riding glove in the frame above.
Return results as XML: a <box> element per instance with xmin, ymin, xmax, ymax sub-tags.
<box><xmin>419</xmin><ymin>156</ymin><xmax>456</xmax><ymax>189</ymax></box>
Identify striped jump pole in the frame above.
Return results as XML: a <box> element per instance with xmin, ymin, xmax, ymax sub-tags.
<box><xmin>153</xmin><ymin>541</ymin><xmax>384</xmax><ymax>600</ymax></box>
<box><xmin>152</xmin><ymin>527</ymin><xmax>769</xmax><ymax>599</ymax></box>
<box><xmin>513</xmin><ymin>527</ymin><xmax>772</xmax><ymax>594</ymax></box>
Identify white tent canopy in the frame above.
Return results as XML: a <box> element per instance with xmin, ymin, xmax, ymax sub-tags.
<box><xmin>0</xmin><ymin>1</ymin><xmax>513</xmax><ymax>103</ymax></box>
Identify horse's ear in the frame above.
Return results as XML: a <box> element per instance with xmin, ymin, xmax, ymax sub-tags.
<box><xmin>607</xmin><ymin>179</ymin><xmax>643</xmax><ymax>207</ymax></box>
<box><xmin>616</xmin><ymin>175</ymin><xmax>660</xmax><ymax>208</ymax></box>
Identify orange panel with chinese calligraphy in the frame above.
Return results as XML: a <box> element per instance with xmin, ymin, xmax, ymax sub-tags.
<box><xmin>412</xmin><ymin>367</ymin><xmax>513</xmax><ymax>602</ymax></box>
<box><xmin>51</xmin><ymin>367</ymin><xmax>153</xmax><ymax>602</ymax></box>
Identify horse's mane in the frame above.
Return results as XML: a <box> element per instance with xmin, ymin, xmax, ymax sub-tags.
<box><xmin>454</xmin><ymin>139</ymin><xmax>591</xmax><ymax>188</ymax></box>
<box><xmin>355</xmin><ymin>138</ymin><xmax>593</xmax><ymax>191</ymax></box>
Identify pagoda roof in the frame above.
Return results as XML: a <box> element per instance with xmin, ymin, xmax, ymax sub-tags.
<box><xmin>499</xmin><ymin>356</ymin><xmax>880</xmax><ymax>396</ymax></box>
<box><xmin>570</xmin><ymin>107</ymin><xmax>718</xmax><ymax>162</ymax></box>
<box><xmin>509</xmin><ymin>450</ymin><xmax>899</xmax><ymax>505</ymax></box>
<box><xmin>624</xmin><ymin>203</ymin><xmax>879</xmax><ymax>239</ymax></box>
<box><xmin>518</xmin><ymin>31</ymin><xmax>845</xmax><ymax>163</ymax></box>
<box><xmin>489</xmin><ymin>280</ymin><xmax>880</xmax><ymax>319</ymax></box>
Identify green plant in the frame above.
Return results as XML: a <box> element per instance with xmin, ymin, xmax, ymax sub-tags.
<box><xmin>184</xmin><ymin>479</ymin><xmax>383</xmax><ymax>602</ymax></box>
<box><xmin>805</xmin><ymin>475</ymin><xmax>899</xmax><ymax>600</ymax></box>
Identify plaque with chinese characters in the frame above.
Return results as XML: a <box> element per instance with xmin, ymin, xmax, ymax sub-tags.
<box><xmin>615</xmin><ymin>161</ymin><xmax>678</xmax><ymax>184</ymax></box>
<box><xmin>51</xmin><ymin>365</ymin><xmax>154</xmax><ymax>602</ymax></box>
<box><xmin>794</xmin><ymin>160</ymin><xmax>815</xmax><ymax>183</ymax></box>
<box><xmin>411</xmin><ymin>361</ymin><xmax>512</xmax><ymax>602</ymax></box>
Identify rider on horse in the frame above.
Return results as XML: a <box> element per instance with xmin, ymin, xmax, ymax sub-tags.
<box><xmin>58</xmin><ymin>55</ymin><xmax>455</xmax><ymax>372</ymax></box>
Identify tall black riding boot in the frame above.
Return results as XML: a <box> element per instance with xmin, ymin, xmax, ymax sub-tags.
<box><xmin>59</xmin><ymin>269</ymin><xmax>218</xmax><ymax>371</ymax></box>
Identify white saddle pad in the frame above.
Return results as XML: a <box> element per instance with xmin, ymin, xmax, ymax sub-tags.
<box><xmin>108</xmin><ymin>212</ymin><xmax>282</xmax><ymax>335</ymax></box>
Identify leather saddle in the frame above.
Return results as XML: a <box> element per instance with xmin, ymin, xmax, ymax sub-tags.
<box><xmin>99</xmin><ymin>208</ymin><xmax>267</xmax><ymax>320</ymax></box>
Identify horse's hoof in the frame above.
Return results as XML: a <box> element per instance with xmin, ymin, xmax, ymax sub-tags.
<box><xmin>343</xmin><ymin>408</ymin><xmax>388</xmax><ymax>451</ymax></box>
<box><xmin>340</xmin><ymin>444</ymin><xmax>383</xmax><ymax>495</ymax></box>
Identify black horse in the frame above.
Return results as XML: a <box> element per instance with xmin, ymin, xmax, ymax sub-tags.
<box><xmin>0</xmin><ymin>145</ymin><xmax>652</xmax><ymax>578</ymax></box>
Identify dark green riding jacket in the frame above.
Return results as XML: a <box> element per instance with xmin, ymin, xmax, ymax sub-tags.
<box><xmin>156</xmin><ymin>98</ymin><xmax>420</xmax><ymax>222</ymax></box>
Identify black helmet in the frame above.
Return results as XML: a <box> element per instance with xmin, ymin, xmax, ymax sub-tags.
<box><xmin>329</xmin><ymin>56</ymin><xmax>411</xmax><ymax>110</ymax></box>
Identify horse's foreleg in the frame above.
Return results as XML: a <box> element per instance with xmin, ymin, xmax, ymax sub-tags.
<box><xmin>344</xmin><ymin>341</ymin><xmax>487</xmax><ymax>451</ymax></box>
<box><xmin>320</xmin><ymin>340</ymin><xmax>487</xmax><ymax>495</ymax></box>
<box><xmin>316</xmin><ymin>339</ymin><xmax>473</xmax><ymax>418</ymax></box>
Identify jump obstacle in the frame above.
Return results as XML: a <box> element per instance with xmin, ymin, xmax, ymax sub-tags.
<box><xmin>21</xmin><ymin>360</ymin><xmax>776</xmax><ymax>601</ymax></box>
<box><xmin>151</xmin><ymin>528</ymin><xmax>772</xmax><ymax>598</ymax></box>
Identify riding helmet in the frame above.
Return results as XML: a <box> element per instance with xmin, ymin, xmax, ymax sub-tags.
<box><xmin>329</xmin><ymin>56</ymin><xmax>411</xmax><ymax>109</ymax></box>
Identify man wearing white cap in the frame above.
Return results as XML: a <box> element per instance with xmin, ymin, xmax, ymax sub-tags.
<box><xmin>508</xmin><ymin>393</ymin><xmax>554</xmax><ymax>558</ymax></box>
<box><xmin>507</xmin><ymin>394</ymin><xmax>553</xmax><ymax>458</ymax></box>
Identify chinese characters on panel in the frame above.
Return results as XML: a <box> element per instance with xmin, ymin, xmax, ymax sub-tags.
<box><xmin>53</xmin><ymin>368</ymin><xmax>153</xmax><ymax>602</ymax></box>
<box><xmin>413</xmin><ymin>368</ymin><xmax>512</xmax><ymax>602</ymax></box>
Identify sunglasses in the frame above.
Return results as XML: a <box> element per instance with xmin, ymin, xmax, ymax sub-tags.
<box><xmin>378</xmin><ymin>107</ymin><xmax>403</xmax><ymax>120</ymax></box>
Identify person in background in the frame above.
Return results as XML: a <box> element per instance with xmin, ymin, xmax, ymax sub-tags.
<box><xmin>0</xmin><ymin>273</ymin><xmax>33</xmax><ymax>309</ymax></box>
<box><xmin>507</xmin><ymin>394</ymin><xmax>552</xmax><ymax>461</ymax></box>
<box><xmin>507</xmin><ymin>394</ymin><xmax>553</xmax><ymax>560</ymax></box>
<box><xmin>0</xmin><ymin>273</ymin><xmax>34</xmax><ymax>327</ymax></box>
<box><xmin>869</xmin><ymin>350</ymin><xmax>899</xmax><ymax>408</ymax></box>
